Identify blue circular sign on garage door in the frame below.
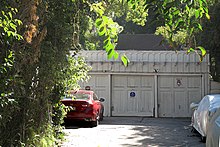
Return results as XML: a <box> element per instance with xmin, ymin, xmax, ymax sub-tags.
<box><xmin>130</xmin><ymin>92</ymin><xmax>136</xmax><ymax>97</ymax></box>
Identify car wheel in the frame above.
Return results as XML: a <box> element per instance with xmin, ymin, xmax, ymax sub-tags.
<box><xmin>91</xmin><ymin>120</ymin><xmax>98</xmax><ymax>127</ymax></box>
<box><xmin>90</xmin><ymin>112</ymin><xmax>99</xmax><ymax>127</ymax></box>
<box><xmin>99</xmin><ymin>109</ymin><xmax>104</xmax><ymax>121</ymax></box>
<box><xmin>201</xmin><ymin>136</ymin><xmax>206</xmax><ymax>143</ymax></box>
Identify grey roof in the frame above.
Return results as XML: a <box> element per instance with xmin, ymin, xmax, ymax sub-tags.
<box><xmin>116</xmin><ymin>34</ymin><xmax>170</xmax><ymax>50</ymax></box>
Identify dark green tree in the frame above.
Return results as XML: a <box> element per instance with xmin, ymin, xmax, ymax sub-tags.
<box><xmin>199</xmin><ymin>1</ymin><xmax>220</xmax><ymax>82</ymax></box>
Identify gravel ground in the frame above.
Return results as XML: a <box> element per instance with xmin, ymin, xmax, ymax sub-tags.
<box><xmin>60</xmin><ymin>117</ymin><xmax>205</xmax><ymax>147</ymax></box>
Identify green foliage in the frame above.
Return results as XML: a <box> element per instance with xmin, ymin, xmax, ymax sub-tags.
<box><xmin>0</xmin><ymin>7</ymin><xmax>23</xmax><ymax>39</ymax></box>
<box><xmin>88</xmin><ymin>0</ymin><xmax>210</xmax><ymax>64</ymax></box>
<box><xmin>126</xmin><ymin>0</ymin><xmax>148</xmax><ymax>26</ymax></box>
<box><xmin>199</xmin><ymin>1</ymin><xmax>220</xmax><ymax>81</ymax></box>
<box><xmin>0</xmin><ymin>3</ymin><xmax>24</xmax><ymax>145</ymax></box>
<box><xmin>90</xmin><ymin>1</ymin><xmax>133</xmax><ymax>66</ymax></box>
<box><xmin>1</xmin><ymin>0</ymin><xmax>91</xmax><ymax>146</ymax></box>
<box><xmin>61</xmin><ymin>56</ymin><xmax>91</xmax><ymax>90</ymax></box>
<box><xmin>121</xmin><ymin>55</ymin><xmax>129</xmax><ymax>67</ymax></box>
<box><xmin>153</xmin><ymin>0</ymin><xmax>209</xmax><ymax>60</ymax></box>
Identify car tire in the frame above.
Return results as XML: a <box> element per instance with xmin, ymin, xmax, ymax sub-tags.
<box><xmin>91</xmin><ymin>120</ymin><xmax>98</xmax><ymax>127</ymax></box>
<box><xmin>90</xmin><ymin>112</ymin><xmax>100</xmax><ymax>127</ymax></box>
<box><xmin>201</xmin><ymin>136</ymin><xmax>206</xmax><ymax>143</ymax></box>
<box><xmin>99</xmin><ymin>109</ymin><xmax>104</xmax><ymax>121</ymax></box>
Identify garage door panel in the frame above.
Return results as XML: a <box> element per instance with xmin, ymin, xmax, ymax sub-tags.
<box><xmin>112</xmin><ymin>90</ymin><xmax>127</xmax><ymax>114</ymax></box>
<box><xmin>174</xmin><ymin>91</ymin><xmax>187</xmax><ymax>116</ymax></box>
<box><xmin>188</xmin><ymin>90</ymin><xmax>202</xmax><ymax>104</ymax></box>
<box><xmin>96</xmin><ymin>76</ymin><xmax>108</xmax><ymax>87</ymax></box>
<box><xmin>187</xmin><ymin>77</ymin><xmax>201</xmax><ymax>88</ymax></box>
<box><xmin>140</xmin><ymin>91</ymin><xmax>154</xmax><ymax>113</ymax></box>
<box><xmin>159</xmin><ymin>91</ymin><xmax>173</xmax><ymax>117</ymax></box>
<box><xmin>127</xmin><ymin>97</ymin><xmax>138</xmax><ymax>112</ymax></box>
<box><xmin>160</xmin><ymin>77</ymin><xmax>172</xmax><ymax>88</ymax></box>
<box><xmin>113</xmin><ymin>76</ymin><xmax>126</xmax><ymax>87</ymax></box>
<box><xmin>128</xmin><ymin>76</ymin><xmax>140</xmax><ymax>87</ymax></box>
<box><xmin>112</xmin><ymin>75</ymin><xmax>154</xmax><ymax>116</ymax></box>
<box><xmin>158</xmin><ymin>76</ymin><xmax>202</xmax><ymax>117</ymax></box>
<box><xmin>141</xmin><ymin>76</ymin><xmax>154</xmax><ymax>87</ymax></box>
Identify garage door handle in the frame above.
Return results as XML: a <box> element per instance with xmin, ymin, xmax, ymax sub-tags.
<box><xmin>158</xmin><ymin>104</ymin><xmax>160</xmax><ymax>108</ymax></box>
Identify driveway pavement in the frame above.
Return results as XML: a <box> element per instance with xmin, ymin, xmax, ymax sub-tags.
<box><xmin>60</xmin><ymin>117</ymin><xmax>205</xmax><ymax>147</ymax></box>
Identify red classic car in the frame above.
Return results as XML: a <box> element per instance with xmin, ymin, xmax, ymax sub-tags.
<box><xmin>61</xmin><ymin>89</ymin><xmax>105</xmax><ymax>127</ymax></box>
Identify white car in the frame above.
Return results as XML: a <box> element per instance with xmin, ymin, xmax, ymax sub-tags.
<box><xmin>206</xmin><ymin>108</ymin><xmax>220</xmax><ymax>147</ymax></box>
<box><xmin>190</xmin><ymin>94</ymin><xmax>220</xmax><ymax>142</ymax></box>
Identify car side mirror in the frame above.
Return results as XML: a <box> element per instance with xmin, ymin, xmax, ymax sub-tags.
<box><xmin>99</xmin><ymin>98</ymin><xmax>105</xmax><ymax>102</ymax></box>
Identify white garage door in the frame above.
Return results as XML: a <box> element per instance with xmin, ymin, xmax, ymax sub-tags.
<box><xmin>79</xmin><ymin>74</ymin><xmax>110</xmax><ymax>116</ymax></box>
<box><xmin>112</xmin><ymin>75</ymin><xmax>155</xmax><ymax>116</ymax></box>
<box><xmin>158</xmin><ymin>75</ymin><xmax>202</xmax><ymax>117</ymax></box>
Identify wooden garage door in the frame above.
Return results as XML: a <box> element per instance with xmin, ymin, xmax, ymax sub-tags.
<box><xmin>79</xmin><ymin>74</ymin><xmax>110</xmax><ymax>116</ymax></box>
<box><xmin>158</xmin><ymin>75</ymin><xmax>202</xmax><ymax>117</ymax></box>
<box><xmin>112</xmin><ymin>75</ymin><xmax>154</xmax><ymax>116</ymax></box>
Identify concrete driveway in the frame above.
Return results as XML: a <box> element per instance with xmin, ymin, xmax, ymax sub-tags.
<box><xmin>60</xmin><ymin>117</ymin><xmax>205</xmax><ymax>147</ymax></box>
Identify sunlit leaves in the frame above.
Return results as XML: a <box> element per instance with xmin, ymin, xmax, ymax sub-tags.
<box><xmin>121</xmin><ymin>55</ymin><xmax>129</xmax><ymax>67</ymax></box>
<box><xmin>198</xmin><ymin>46</ymin><xmax>206</xmax><ymax>57</ymax></box>
<box><xmin>187</xmin><ymin>47</ymin><xmax>194</xmax><ymax>53</ymax></box>
<box><xmin>90</xmin><ymin>2</ymin><xmax>105</xmax><ymax>16</ymax></box>
<box><xmin>126</xmin><ymin>0</ymin><xmax>148</xmax><ymax>26</ymax></box>
<box><xmin>92</xmin><ymin>1</ymin><xmax>129</xmax><ymax>66</ymax></box>
<box><xmin>0</xmin><ymin>8</ymin><xmax>23</xmax><ymax>40</ymax></box>
<box><xmin>154</xmin><ymin>0</ymin><xmax>209</xmax><ymax>61</ymax></box>
<box><xmin>195</xmin><ymin>10</ymin><xmax>200</xmax><ymax>18</ymax></box>
<box><xmin>62</xmin><ymin>56</ymin><xmax>91</xmax><ymax>90</ymax></box>
<box><xmin>205</xmin><ymin>13</ymin><xmax>210</xmax><ymax>20</ymax></box>
<box><xmin>187</xmin><ymin>46</ymin><xmax>206</xmax><ymax>61</ymax></box>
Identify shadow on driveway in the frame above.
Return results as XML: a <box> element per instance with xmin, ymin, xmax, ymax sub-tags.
<box><xmin>100</xmin><ymin>117</ymin><xmax>204</xmax><ymax>147</ymax></box>
<box><xmin>62</xmin><ymin>117</ymin><xmax>205</xmax><ymax>147</ymax></box>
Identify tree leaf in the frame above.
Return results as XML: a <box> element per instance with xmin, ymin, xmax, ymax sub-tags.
<box><xmin>105</xmin><ymin>43</ymin><xmax>114</xmax><ymax>52</ymax></box>
<box><xmin>98</xmin><ymin>26</ymin><xmax>106</xmax><ymax>36</ymax></box>
<box><xmin>197</xmin><ymin>46</ymin><xmax>206</xmax><ymax>57</ymax></box>
<box><xmin>187</xmin><ymin>47</ymin><xmax>194</xmax><ymax>54</ymax></box>
<box><xmin>190</xmin><ymin>28</ymin><xmax>194</xmax><ymax>35</ymax></box>
<box><xmin>195</xmin><ymin>10</ymin><xmax>199</xmax><ymax>19</ymax></box>
<box><xmin>113</xmin><ymin>51</ymin><xmax>119</xmax><ymax>60</ymax></box>
<box><xmin>95</xmin><ymin>18</ymin><xmax>102</xmax><ymax>27</ymax></box>
<box><xmin>201</xmin><ymin>0</ymin><xmax>207</xmax><ymax>5</ymax></box>
<box><xmin>121</xmin><ymin>55</ymin><xmax>129</xmax><ymax>67</ymax></box>
<box><xmin>206</xmin><ymin>13</ymin><xmax>210</xmax><ymax>20</ymax></box>
<box><xmin>102</xmin><ymin>16</ymin><xmax>109</xmax><ymax>24</ymax></box>
<box><xmin>197</xmin><ymin>23</ymin><xmax>203</xmax><ymax>31</ymax></box>
<box><xmin>107</xmin><ymin>49</ymin><xmax>114</xmax><ymax>59</ymax></box>
<box><xmin>8</xmin><ymin>12</ymin><xmax>12</xmax><ymax>19</ymax></box>
<box><xmin>103</xmin><ymin>38</ymin><xmax>110</xmax><ymax>48</ymax></box>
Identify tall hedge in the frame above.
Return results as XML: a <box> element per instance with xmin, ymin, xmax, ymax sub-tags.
<box><xmin>0</xmin><ymin>0</ymin><xmax>90</xmax><ymax>146</ymax></box>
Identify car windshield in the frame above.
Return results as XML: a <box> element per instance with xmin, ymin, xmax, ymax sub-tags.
<box><xmin>64</xmin><ymin>93</ymin><xmax>90</xmax><ymax>100</ymax></box>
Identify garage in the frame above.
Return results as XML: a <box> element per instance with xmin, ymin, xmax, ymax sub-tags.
<box><xmin>112</xmin><ymin>75</ymin><xmax>154</xmax><ymax>116</ymax></box>
<box><xmin>158</xmin><ymin>75</ymin><xmax>202</xmax><ymax>117</ymax></box>
<box><xmin>78</xmin><ymin>49</ymin><xmax>209</xmax><ymax>118</ymax></box>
